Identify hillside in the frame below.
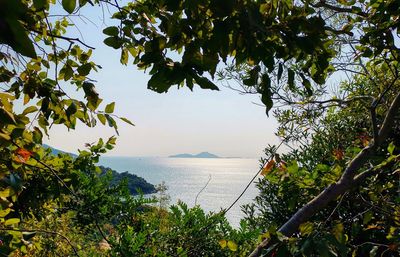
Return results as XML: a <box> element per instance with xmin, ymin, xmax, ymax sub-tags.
<box><xmin>43</xmin><ymin>145</ymin><xmax>156</xmax><ymax>195</ymax></box>
<box><xmin>99</xmin><ymin>166</ymin><xmax>157</xmax><ymax>195</ymax></box>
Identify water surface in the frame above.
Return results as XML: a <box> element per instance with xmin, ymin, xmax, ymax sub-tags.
<box><xmin>99</xmin><ymin>157</ymin><xmax>261</xmax><ymax>226</ymax></box>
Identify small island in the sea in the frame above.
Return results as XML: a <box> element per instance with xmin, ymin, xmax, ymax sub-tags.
<box><xmin>169</xmin><ymin>152</ymin><xmax>219</xmax><ymax>158</ymax></box>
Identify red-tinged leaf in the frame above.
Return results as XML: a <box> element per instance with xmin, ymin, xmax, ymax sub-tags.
<box><xmin>14</xmin><ymin>148</ymin><xmax>32</xmax><ymax>163</ymax></box>
<box><xmin>333</xmin><ymin>149</ymin><xmax>344</xmax><ymax>161</ymax></box>
<box><xmin>261</xmin><ymin>159</ymin><xmax>275</xmax><ymax>176</ymax></box>
<box><xmin>358</xmin><ymin>133</ymin><xmax>370</xmax><ymax>147</ymax></box>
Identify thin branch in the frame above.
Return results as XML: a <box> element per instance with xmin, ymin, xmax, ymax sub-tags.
<box><xmin>315</xmin><ymin>192</ymin><xmax>347</xmax><ymax>235</ymax></box>
<box><xmin>311</xmin><ymin>2</ymin><xmax>368</xmax><ymax>17</ymax></box>
<box><xmin>29</xmin><ymin>28</ymin><xmax>95</xmax><ymax>50</ymax></box>
<box><xmin>194</xmin><ymin>174</ymin><xmax>211</xmax><ymax>205</ymax></box>
<box><xmin>223</xmin><ymin>138</ymin><xmax>287</xmax><ymax>215</ymax></box>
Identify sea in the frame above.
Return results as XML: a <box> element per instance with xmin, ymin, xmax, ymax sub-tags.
<box><xmin>99</xmin><ymin>157</ymin><xmax>261</xmax><ymax>226</ymax></box>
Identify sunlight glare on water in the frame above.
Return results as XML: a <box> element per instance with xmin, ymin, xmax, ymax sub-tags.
<box><xmin>99</xmin><ymin>157</ymin><xmax>261</xmax><ymax>226</ymax></box>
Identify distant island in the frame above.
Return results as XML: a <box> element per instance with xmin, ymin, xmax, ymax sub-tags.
<box><xmin>169</xmin><ymin>152</ymin><xmax>220</xmax><ymax>158</ymax></box>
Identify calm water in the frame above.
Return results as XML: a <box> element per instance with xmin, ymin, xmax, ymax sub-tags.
<box><xmin>99</xmin><ymin>157</ymin><xmax>261</xmax><ymax>226</ymax></box>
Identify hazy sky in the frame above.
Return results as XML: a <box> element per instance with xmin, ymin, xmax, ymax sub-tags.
<box><xmin>43</xmin><ymin>4</ymin><xmax>279</xmax><ymax>157</ymax></box>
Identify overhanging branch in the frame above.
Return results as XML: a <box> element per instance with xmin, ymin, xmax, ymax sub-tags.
<box><xmin>249</xmin><ymin>91</ymin><xmax>400</xmax><ymax>257</ymax></box>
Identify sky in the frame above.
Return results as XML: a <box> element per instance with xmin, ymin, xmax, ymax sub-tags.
<box><xmin>43</xmin><ymin>3</ymin><xmax>279</xmax><ymax>158</ymax></box>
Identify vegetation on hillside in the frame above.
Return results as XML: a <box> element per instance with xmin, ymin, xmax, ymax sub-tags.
<box><xmin>99</xmin><ymin>165</ymin><xmax>157</xmax><ymax>195</ymax></box>
<box><xmin>0</xmin><ymin>0</ymin><xmax>399</xmax><ymax>256</ymax></box>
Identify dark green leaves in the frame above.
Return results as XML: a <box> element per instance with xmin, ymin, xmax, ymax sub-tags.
<box><xmin>103</xmin><ymin>26</ymin><xmax>119</xmax><ymax>36</ymax></box>
<box><xmin>0</xmin><ymin>18</ymin><xmax>37</xmax><ymax>58</ymax></box>
<box><xmin>82</xmin><ymin>82</ymin><xmax>101</xmax><ymax>111</ymax></box>
<box><xmin>148</xmin><ymin>71</ymin><xmax>173</xmax><ymax>93</ymax></box>
<box><xmin>77</xmin><ymin>63</ymin><xmax>92</xmax><ymax>76</ymax></box>
<box><xmin>62</xmin><ymin>0</ymin><xmax>76</xmax><ymax>14</ymax></box>
<box><xmin>277</xmin><ymin>63</ymin><xmax>283</xmax><ymax>83</ymax></box>
<box><xmin>194</xmin><ymin>76</ymin><xmax>219</xmax><ymax>91</ymax></box>
<box><xmin>33</xmin><ymin>0</ymin><xmax>47</xmax><ymax>10</ymax></box>
<box><xmin>66</xmin><ymin>102</ymin><xmax>78</xmax><ymax>117</ymax></box>
<box><xmin>259</xmin><ymin>74</ymin><xmax>273</xmax><ymax>115</ymax></box>
<box><xmin>104</xmin><ymin>37</ymin><xmax>122</xmax><ymax>49</ymax></box>
<box><xmin>288</xmin><ymin>69</ymin><xmax>295</xmax><ymax>91</ymax></box>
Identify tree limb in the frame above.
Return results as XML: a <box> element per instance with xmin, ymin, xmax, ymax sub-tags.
<box><xmin>249</xmin><ymin>92</ymin><xmax>400</xmax><ymax>257</ymax></box>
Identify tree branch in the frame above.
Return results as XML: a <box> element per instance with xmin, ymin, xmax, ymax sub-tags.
<box><xmin>249</xmin><ymin>92</ymin><xmax>400</xmax><ymax>257</ymax></box>
<box><xmin>312</xmin><ymin>2</ymin><xmax>368</xmax><ymax>17</ymax></box>
<box><xmin>29</xmin><ymin>28</ymin><xmax>95</xmax><ymax>50</ymax></box>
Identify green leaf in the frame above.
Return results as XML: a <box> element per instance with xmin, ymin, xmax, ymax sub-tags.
<box><xmin>33</xmin><ymin>0</ymin><xmax>47</xmax><ymax>9</ymax></box>
<box><xmin>194</xmin><ymin>76</ymin><xmax>219</xmax><ymax>90</ymax></box>
<box><xmin>260</xmin><ymin>74</ymin><xmax>273</xmax><ymax>115</ymax></box>
<box><xmin>103</xmin><ymin>26</ymin><xmax>119</xmax><ymax>36</ymax></box>
<box><xmin>5</xmin><ymin>18</ymin><xmax>37</xmax><ymax>58</ymax></box>
<box><xmin>107</xmin><ymin>136</ymin><xmax>117</xmax><ymax>145</ymax></box>
<box><xmin>97</xmin><ymin>113</ymin><xmax>106</xmax><ymax>125</ymax></box>
<box><xmin>104</xmin><ymin>37</ymin><xmax>122</xmax><ymax>49</ymax></box>
<box><xmin>299</xmin><ymin>222</ymin><xmax>314</xmax><ymax>236</ymax></box>
<box><xmin>0</xmin><ymin>132</ymin><xmax>11</xmax><ymax>141</ymax></box>
<box><xmin>227</xmin><ymin>241</ymin><xmax>238</xmax><ymax>251</ymax></box>
<box><xmin>0</xmin><ymin>187</ymin><xmax>14</xmax><ymax>198</ymax></box>
<box><xmin>148</xmin><ymin>70</ymin><xmax>172</xmax><ymax>93</ymax></box>
<box><xmin>288</xmin><ymin>69</ymin><xmax>295</xmax><ymax>91</ymax></box>
<box><xmin>105</xmin><ymin>102</ymin><xmax>115</xmax><ymax>113</ymax></box>
<box><xmin>32</xmin><ymin>127</ymin><xmax>43</xmax><ymax>144</ymax></box>
<box><xmin>218</xmin><ymin>239</ymin><xmax>227</xmax><ymax>249</ymax></box>
<box><xmin>121</xmin><ymin>48</ymin><xmax>129</xmax><ymax>65</ymax></box>
<box><xmin>66</xmin><ymin>102</ymin><xmax>78</xmax><ymax>117</ymax></box>
<box><xmin>22</xmin><ymin>106</ymin><xmax>38</xmax><ymax>115</ymax></box>
<box><xmin>120</xmin><ymin>117</ymin><xmax>135</xmax><ymax>126</ymax></box>
<box><xmin>0</xmin><ymin>208</ymin><xmax>11</xmax><ymax>218</ymax></box>
<box><xmin>62</xmin><ymin>0</ymin><xmax>76</xmax><ymax>14</ymax></box>
<box><xmin>363</xmin><ymin>211</ymin><xmax>373</xmax><ymax>224</ymax></box>
<box><xmin>387</xmin><ymin>142</ymin><xmax>395</xmax><ymax>155</ymax></box>
<box><xmin>77</xmin><ymin>63</ymin><xmax>92</xmax><ymax>76</ymax></box>
<box><xmin>0</xmin><ymin>107</ymin><xmax>16</xmax><ymax>124</ymax></box>
<box><xmin>302</xmin><ymin>78</ymin><xmax>313</xmax><ymax>96</ymax></box>
<box><xmin>277</xmin><ymin>63</ymin><xmax>283</xmax><ymax>82</ymax></box>
<box><xmin>5</xmin><ymin>218</ymin><xmax>20</xmax><ymax>226</ymax></box>
<box><xmin>61</xmin><ymin>65</ymin><xmax>74</xmax><ymax>81</ymax></box>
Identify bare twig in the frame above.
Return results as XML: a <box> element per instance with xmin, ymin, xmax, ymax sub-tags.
<box><xmin>194</xmin><ymin>174</ymin><xmax>211</xmax><ymax>205</ymax></box>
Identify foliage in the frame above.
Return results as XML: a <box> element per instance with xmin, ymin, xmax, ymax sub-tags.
<box><xmin>110</xmin><ymin>202</ymin><xmax>228</xmax><ymax>256</ymax></box>
<box><xmin>1</xmin><ymin>0</ymin><xmax>400</xmax><ymax>256</ymax></box>
<box><xmin>104</xmin><ymin>0</ymin><xmax>338</xmax><ymax>113</ymax></box>
<box><xmin>0</xmin><ymin>0</ymin><xmax>137</xmax><ymax>254</ymax></box>
<box><xmin>99</xmin><ymin>166</ymin><xmax>157</xmax><ymax>195</ymax></box>
<box><xmin>243</xmin><ymin>68</ymin><xmax>400</xmax><ymax>256</ymax></box>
